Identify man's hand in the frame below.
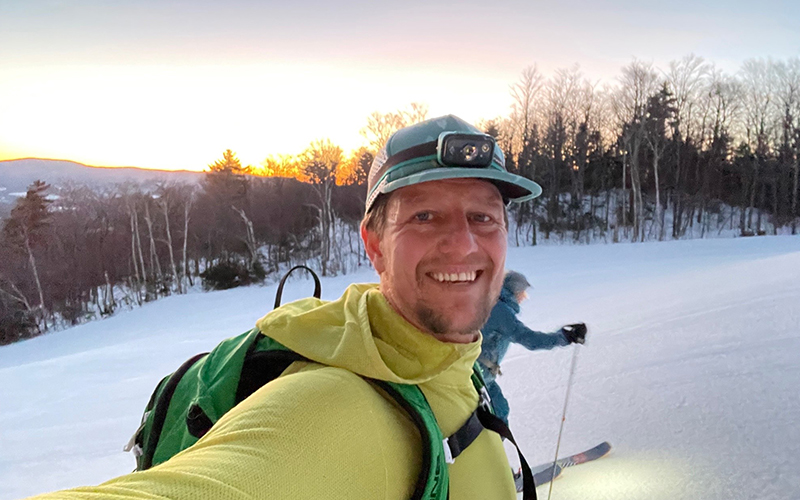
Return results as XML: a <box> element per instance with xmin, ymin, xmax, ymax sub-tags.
<box><xmin>561</xmin><ymin>323</ymin><xmax>587</xmax><ymax>344</ymax></box>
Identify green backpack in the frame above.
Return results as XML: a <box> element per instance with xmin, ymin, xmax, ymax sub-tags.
<box><xmin>124</xmin><ymin>266</ymin><xmax>536</xmax><ymax>500</ymax></box>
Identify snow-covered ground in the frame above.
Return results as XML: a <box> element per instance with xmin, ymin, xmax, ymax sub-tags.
<box><xmin>1</xmin><ymin>235</ymin><xmax>799</xmax><ymax>499</ymax></box>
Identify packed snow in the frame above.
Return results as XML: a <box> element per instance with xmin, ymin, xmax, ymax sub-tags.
<box><xmin>1</xmin><ymin>235</ymin><xmax>799</xmax><ymax>499</ymax></box>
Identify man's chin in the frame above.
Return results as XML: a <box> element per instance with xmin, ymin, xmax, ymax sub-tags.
<box><xmin>443</xmin><ymin>314</ymin><xmax>487</xmax><ymax>334</ymax></box>
<box><xmin>434</xmin><ymin>330</ymin><xmax>481</xmax><ymax>344</ymax></box>
<box><xmin>415</xmin><ymin>303</ymin><xmax>490</xmax><ymax>337</ymax></box>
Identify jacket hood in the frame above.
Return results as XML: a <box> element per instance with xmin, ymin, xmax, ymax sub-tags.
<box><xmin>255</xmin><ymin>283</ymin><xmax>481</xmax><ymax>385</ymax></box>
<box><xmin>498</xmin><ymin>286</ymin><xmax>520</xmax><ymax>314</ymax></box>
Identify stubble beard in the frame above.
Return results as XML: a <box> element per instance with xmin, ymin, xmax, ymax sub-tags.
<box><xmin>380</xmin><ymin>259</ymin><xmax>504</xmax><ymax>339</ymax></box>
<box><xmin>414</xmin><ymin>266</ymin><xmax>505</xmax><ymax>337</ymax></box>
<box><xmin>415</xmin><ymin>295</ymin><xmax>494</xmax><ymax>336</ymax></box>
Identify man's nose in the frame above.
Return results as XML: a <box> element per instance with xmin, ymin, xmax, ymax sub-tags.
<box><xmin>438</xmin><ymin>216</ymin><xmax>478</xmax><ymax>255</ymax></box>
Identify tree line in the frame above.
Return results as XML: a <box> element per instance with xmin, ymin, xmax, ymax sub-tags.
<box><xmin>492</xmin><ymin>55</ymin><xmax>799</xmax><ymax>244</ymax></box>
<box><xmin>0</xmin><ymin>146</ymin><xmax>370</xmax><ymax>343</ymax></box>
<box><xmin>1</xmin><ymin>55</ymin><xmax>798</xmax><ymax>344</ymax></box>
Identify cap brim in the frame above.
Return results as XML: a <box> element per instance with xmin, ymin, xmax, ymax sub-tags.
<box><xmin>380</xmin><ymin>167</ymin><xmax>542</xmax><ymax>203</ymax></box>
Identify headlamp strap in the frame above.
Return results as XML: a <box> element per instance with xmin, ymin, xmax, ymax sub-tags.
<box><xmin>377</xmin><ymin>140</ymin><xmax>438</xmax><ymax>178</ymax></box>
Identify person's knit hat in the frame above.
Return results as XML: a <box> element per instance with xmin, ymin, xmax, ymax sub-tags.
<box><xmin>365</xmin><ymin>114</ymin><xmax>542</xmax><ymax>212</ymax></box>
<box><xmin>503</xmin><ymin>270</ymin><xmax>531</xmax><ymax>295</ymax></box>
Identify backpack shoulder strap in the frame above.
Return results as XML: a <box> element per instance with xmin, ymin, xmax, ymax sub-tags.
<box><xmin>476</xmin><ymin>407</ymin><xmax>537</xmax><ymax>500</ymax></box>
<box><xmin>372</xmin><ymin>380</ymin><xmax>449</xmax><ymax>500</ymax></box>
<box><xmin>442</xmin><ymin>362</ymin><xmax>537</xmax><ymax>500</ymax></box>
<box><xmin>183</xmin><ymin>329</ymin><xmax>308</xmax><ymax>442</ymax></box>
<box><xmin>374</xmin><ymin>371</ymin><xmax>536</xmax><ymax>500</ymax></box>
<box><xmin>443</xmin><ymin>365</ymin><xmax>488</xmax><ymax>462</ymax></box>
<box><xmin>236</xmin><ymin>332</ymin><xmax>307</xmax><ymax>404</ymax></box>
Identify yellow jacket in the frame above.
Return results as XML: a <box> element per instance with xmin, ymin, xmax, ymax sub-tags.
<box><xmin>28</xmin><ymin>283</ymin><xmax>517</xmax><ymax>499</ymax></box>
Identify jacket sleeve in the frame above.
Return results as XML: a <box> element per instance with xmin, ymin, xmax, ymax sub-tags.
<box><xmin>24</xmin><ymin>366</ymin><xmax>420</xmax><ymax>500</ymax></box>
<box><xmin>503</xmin><ymin>309</ymin><xmax>569</xmax><ymax>351</ymax></box>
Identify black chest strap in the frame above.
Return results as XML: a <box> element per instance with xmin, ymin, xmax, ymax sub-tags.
<box><xmin>442</xmin><ymin>410</ymin><xmax>483</xmax><ymax>463</ymax></box>
<box><xmin>444</xmin><ymin>406</ymin><xmax>537</xmax><ymax>500</ymax></box>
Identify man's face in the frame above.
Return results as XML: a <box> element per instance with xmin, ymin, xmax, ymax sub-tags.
<box><xmin>362</xmin><ymin>178</ymin><xmax>508</xmax><ymax>343</ymax></box>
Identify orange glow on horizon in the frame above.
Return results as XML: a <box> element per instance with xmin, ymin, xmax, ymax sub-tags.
<box><xmin>0</xmin><ymin>63</ymin><xmax>514</xmax><ymax>172</ymax></box>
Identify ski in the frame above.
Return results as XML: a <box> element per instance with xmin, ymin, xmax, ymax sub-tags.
<box><xmin>514</xmin><ymin>462</ymin><xmax>563</xmax><ymax>492</ymax></box>
<box><xmin>515</xmin><ymin>462</ymin><xmax>562</xmax><ymax>492</ymax></box>
<box><xmin>555</xmin><ymin>441</ymin><xmax>611</xmax><ymax>470</ymax></box>
<box><xmin>533</xmin><ymin>462</ymin><xmax>563</xmax><ymax>485</ymax></box>
<box><xmin>516</xmin><ymin>441</ymin><xmax>611</xmax><ymax>491</ymax></box>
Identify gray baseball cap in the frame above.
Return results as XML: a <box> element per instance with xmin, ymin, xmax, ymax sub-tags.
<box><xmin>365</xmin><ymin>114</ymin><xmax>542</xmax><ymax>212</ymax></box>
<box><xmin>503</xmin><ymin>270</ymin><xmax>532</xmax><ymax>294</ymax></box>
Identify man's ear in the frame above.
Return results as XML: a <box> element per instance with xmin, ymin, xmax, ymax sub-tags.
<box><xmin>361</xmin><ymin>222</ymin><xmax>385</xmax><ymax>274</ymax></box>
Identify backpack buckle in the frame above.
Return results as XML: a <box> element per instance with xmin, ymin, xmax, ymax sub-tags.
<box><xmin>123</xmin><ymin>418</ymin><xmax>147</xmax><ymax>456</ymax></box>
<box><xmin>442</xmin><ymin>438</ymin><xmax>455</xmax><ymax>464</ymax></box>
<box><xmin>478</xmin><ymin>386</ymin><xmax>492</xmax><ymax>412</ymax></box>
<box><xmin>123</xmin><ymin>432</ymin><xmax>143</xmax><ymax>458</ymax></box>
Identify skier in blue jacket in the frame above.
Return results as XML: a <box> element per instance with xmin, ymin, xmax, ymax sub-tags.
<box><xmin>479</xmin><ymin>270</ymin><xmax>587</xmax><ymax>424</ymax></box>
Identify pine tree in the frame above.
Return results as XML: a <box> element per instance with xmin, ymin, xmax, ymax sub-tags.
<box><xmin>645</xmin><ymin>83</ymin><xmax>678</xmax><ymax>240</ymax></box>
<box><xmin>208</xmin><ymin>149</ymin><xmax>250</xmax><ymax>175</ymax></box>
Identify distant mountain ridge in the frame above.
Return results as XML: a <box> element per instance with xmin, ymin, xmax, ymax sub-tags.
<box><xmin>0</xmin><ymin>158</ymin><xmax>204</xmax><ymax>214</ymax></box>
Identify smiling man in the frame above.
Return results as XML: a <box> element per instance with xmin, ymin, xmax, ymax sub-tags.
<box><xmin>365</xmin><ymin>178</ymin><xmax>508</xmax><ymax>343</ymax></box>
<box><xmin>26</xmin><ymin>115</ymin><xmax>542</xmax><ymax>500</ymax></box>
<box><xmin>362</xmin><ymin>115</ymin><xmax>540</xmax><ymax>345</ymax></box>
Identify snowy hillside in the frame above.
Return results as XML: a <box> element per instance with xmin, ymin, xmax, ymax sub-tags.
<box><xmin>0</xmin><ymin>158</ymin><xmax>202</xmax><ymax>194</ymax></box>
<box><xmin>1</xmin><ymin>236</ymin><xmax>799</xmax><ymax>499</ymax></box>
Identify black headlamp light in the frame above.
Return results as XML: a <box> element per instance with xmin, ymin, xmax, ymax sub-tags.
<box><xmin>437</xmin><ymin>132</ymin><xmax>496</xmax><ymax>168</ymax></box>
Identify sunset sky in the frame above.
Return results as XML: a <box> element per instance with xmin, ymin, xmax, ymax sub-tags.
<box><xmin>1</xmin><ymin>0</ymin><xmax>798</xmax><ymax>171</ymax></box>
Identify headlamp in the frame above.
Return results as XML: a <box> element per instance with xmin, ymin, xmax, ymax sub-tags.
<box><xmin>437</xmin><ymin>132</ymin><xmax>496</xmax><ymax>168</ymax></box>
<box><xmin>364</xmin><ymin>114</ymin><xmax>542</xmax><ymax>213</ymax></box>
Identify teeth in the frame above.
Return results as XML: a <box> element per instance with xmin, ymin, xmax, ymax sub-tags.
<box><xmin>432</xmin><ymin>271</ymin><xmax>477</xmax><ymax>283</ymax></box>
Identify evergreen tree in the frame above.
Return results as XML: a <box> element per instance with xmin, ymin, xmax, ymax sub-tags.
<box><xmin>645</xmin><ymin>83</ymin><xmax>678</xmax><ymax>239</ymax></box>
<box><xmin>205</xmin><ymin>149</ymin><xmax>251</xmax><ymax>210</ymax></box>
<box><xmin>200</xmin><ymin>150</ymin><xmax>252</xmax><ymax>266</ymax></box>
<box><xmin>208</xmin><ymin>149</ymin><xmax>250</xmax><ymax>175</ymax></box>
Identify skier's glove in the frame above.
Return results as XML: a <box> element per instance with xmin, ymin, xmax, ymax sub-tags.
<box><xmin>561</xmin><ymin>323</ymin><xmax>587</xmax><ymax>344</ymax></box>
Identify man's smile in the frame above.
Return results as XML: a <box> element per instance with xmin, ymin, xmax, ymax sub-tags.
<box><xmin>426</xmin><ymin>270</ymin><xmax>483</xmax><ymax>284</ymax></box>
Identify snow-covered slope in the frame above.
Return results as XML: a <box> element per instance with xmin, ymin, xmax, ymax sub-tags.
<box><xmin>1</xmin><ymin>236</ymin><xmax>798</xmax><ymax>499</ymax></box>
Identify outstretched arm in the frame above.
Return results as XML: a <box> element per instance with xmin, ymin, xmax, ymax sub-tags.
<box><xmin>504</xmin><ymin>309</ymin><xmax>570</xmax><ymax>351</ymax></box>
<box><xmin>24</xmin><ymin>366</ymin><xmax>419</xmax><ymax>500</ymax></box>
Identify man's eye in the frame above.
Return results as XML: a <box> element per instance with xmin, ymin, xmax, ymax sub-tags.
<box><xmin>472</xmin><ymin>213</ymin><xmax>492</xmax><ymax>223</ymax></box>
<box><xmin>414</xmin><ymin>212</ymin><xmax>431</xmax><ymax>222</ymax></box>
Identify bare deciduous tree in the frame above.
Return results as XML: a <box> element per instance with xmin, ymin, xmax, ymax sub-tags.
<box><xmin>614</xmin><ymin>60</ymin><xmax>661</xmax><ymax>241</ymax></box>
<box><xmin>773</xmin><ymin>58</ymin><xmax>800</xmax><ymax>233</ymax></box>
<box><xmin>300</xmin><ymin>139</ymin><xmax>343</xmax><ymax>276</ymax></box>
<box><xmin>739</xmin><ymin>58</ymin><xmax>777</xmax><ymax>233</ymax></box>
<box><xmin>360</xmin><ymin>103</ymin><xmax>430</xmax><ymax>153</ymax></box>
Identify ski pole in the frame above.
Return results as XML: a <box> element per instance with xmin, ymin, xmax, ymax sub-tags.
<box><xmin>546</xmin><ymin>345</ymin><xmax>580</xmax><ymax>500</ymax></box>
